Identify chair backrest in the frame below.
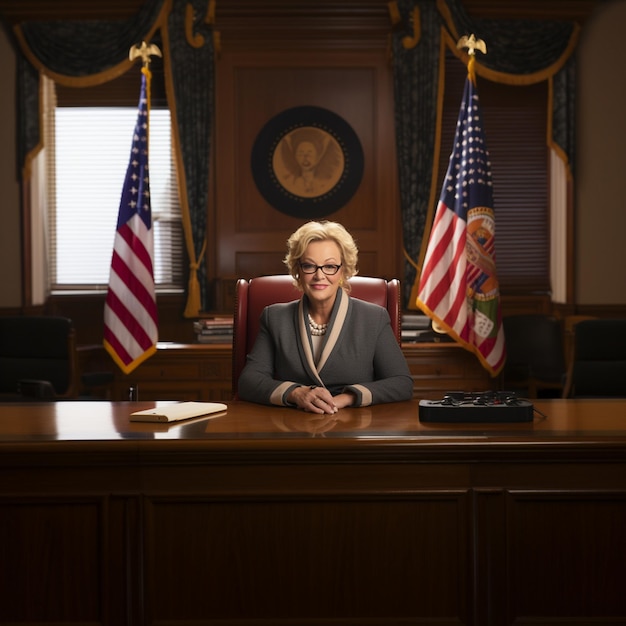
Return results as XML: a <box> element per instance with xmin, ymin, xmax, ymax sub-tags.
<box><xmin>0</xmin><ymin>316</ymin><xmax>78</xmax><ymax>399</ymax></box>
<box><xmin>502</xmin><ymin>314</ymin><xmax>566</xmax><ymax>397</ymax></box>
<box><xmin>562</xmin><ymin>318</ymin><xmax>626</xmax><ymax>398</ymax></box>
<box><xmin>232</xmin><ymin>275</ymin><xmax>401</xmax><ymax>397</ymax></box>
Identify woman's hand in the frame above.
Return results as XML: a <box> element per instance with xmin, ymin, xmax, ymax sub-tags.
<box><xmin>332</xmin><ymin>392</ymin><xmax>356</xmax><ymax>410</ymax></box>
<box><xmin>288</xmin><ymin>385</ymin><xmax>338</xmax><ymax>414</ymax></box>
<box><xmin>288</xmin><ymin>386</ymin><xmax>357</xmax><ymax>413</ymax></box>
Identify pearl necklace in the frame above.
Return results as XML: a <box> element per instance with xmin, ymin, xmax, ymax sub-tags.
<box><xmin>308</xmin><ymin>313</ymin><xmax>328</xmax><ymax>336</ymax></box>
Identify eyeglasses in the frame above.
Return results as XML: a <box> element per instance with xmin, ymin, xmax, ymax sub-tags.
<box><xmin>299</xmin><ymin>263</ymin><xmax>342</xmax><ymax>276</ymax></box>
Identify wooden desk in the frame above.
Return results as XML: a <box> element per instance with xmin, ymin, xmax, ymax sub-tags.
<box><xmin>1</xmin><ymin>399</ymin><xmax>625</xmax><ymax>626</ymax></box>
<box><xmin>402</xmin><ymin>341</ymin><xmax>494</xmax><ymax>397</ymax></box>
<box><xmin>111</xmin><ymin>342</ymin><xmax>233</xmax><ymax>401</ymax></box>
<box><xmin>109</xmin><ymin>341</ymin><xmax>495</xmax><ymax>401</ymax></box>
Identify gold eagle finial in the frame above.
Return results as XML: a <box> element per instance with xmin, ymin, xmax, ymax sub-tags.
<box><xmin>457</xmin><ymin>34</ymin><xmax>487</xmax><ymax>56</ymax></box>
<box><xmin>129</xmin><ymin>41</ymin><xmax>162</xmax><ymax>67</ymax></box>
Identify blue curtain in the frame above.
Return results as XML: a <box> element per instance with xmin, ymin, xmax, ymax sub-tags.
<box><xmin>164</xmin><ymin>0</ymin><xmax>215</xmax><ymax>314</ymax></box>
<box><xmin>390</xmin><ymin>0</ymin><xmax>441</xmax><ymax>309</ymax></box>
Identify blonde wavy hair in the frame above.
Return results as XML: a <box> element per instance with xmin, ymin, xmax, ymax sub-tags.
<box><xmin>284</xmin><ymin>221</ymin><xmax>359</xmax><ymax>292</ymax></box>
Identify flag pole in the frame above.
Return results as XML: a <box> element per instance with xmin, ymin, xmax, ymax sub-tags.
<box><xmin>129</xmin><ymin>41</ymin><xmax>162</xmax><ymax>155</ymax></box>
<box><xmin>457</xmin><ymin>33</ymin><xmax>486</xmax><ymax>85</ymax></box>
<box><xmin>129</xmin><ymin>41</ymin><xmax>162</xmax><ymax>119</ymax></box>
<box><xmin>129</xmin><ymin>40</ymin><xmax>162</xmax><ymax>68</ymax></box>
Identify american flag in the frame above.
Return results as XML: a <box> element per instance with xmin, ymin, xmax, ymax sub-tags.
<box><xmin>416</xmin><ymin>63</ymin><xmax>505</xmax><ymax>376</ymax></box>
<box><xmin>103</xmin><ymin>67</ymin><xmax>158</xmax><ymax>374</ymax></box>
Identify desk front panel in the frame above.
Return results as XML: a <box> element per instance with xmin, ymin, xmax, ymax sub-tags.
<box><xmin>1</xmin><ymin>400</ymin><xmax>626</xmax><ymax>626</ymax></box>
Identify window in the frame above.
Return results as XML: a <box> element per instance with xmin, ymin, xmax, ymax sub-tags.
<box><xmin>438</xmin><ymin>55</ymin><xmax>550</xmax><ymax>294</ymax></box>
<box><xmin>47</xmin><ymin>62</ymin><xmax>184</xmax><ymax>292</ymax></box>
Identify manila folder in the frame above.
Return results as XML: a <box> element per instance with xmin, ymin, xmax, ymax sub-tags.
<box><xmin>130</xmin><ymin>401</ymin><xmax>227</xmax><ymax>423</ymax></box>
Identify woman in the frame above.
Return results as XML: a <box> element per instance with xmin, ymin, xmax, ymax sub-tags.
<box><xmin>238</xmin><ymin>221</ymin><xmax>413</xmax><ymax>413</ymax></box>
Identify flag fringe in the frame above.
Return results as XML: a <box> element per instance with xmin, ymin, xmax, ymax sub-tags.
<box><xmin>104</xmin><ymin>340</ymin><xmax>157</xmax><ymax>375</ymax></box>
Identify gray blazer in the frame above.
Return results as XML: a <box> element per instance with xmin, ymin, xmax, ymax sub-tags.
<box><xmin>238</xmin><ymin>288</ymin><xmax>414</xmax><ymax>407</ymax></box>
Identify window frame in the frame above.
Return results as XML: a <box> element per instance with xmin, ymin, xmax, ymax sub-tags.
<box><xmin>45</xmin><ymin>60</ymin><xmax>184</xmax><ymax>295</ymax></box>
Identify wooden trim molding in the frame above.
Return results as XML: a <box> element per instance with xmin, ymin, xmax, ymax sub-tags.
<box><xmin>0</xmin><ymin>1</ymin><xmax>601</xmax><ymax>26</ymax></box>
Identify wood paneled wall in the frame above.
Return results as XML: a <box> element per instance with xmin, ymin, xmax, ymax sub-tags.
<box><xmin>205</xmin><ymin>1</ymin><xmax>403</xmax><ymax>306</ymax></box>
<box><xmin>212</xmin><ymin>50</ymin><xmax>400</xmax><ymax>284</ymax></box>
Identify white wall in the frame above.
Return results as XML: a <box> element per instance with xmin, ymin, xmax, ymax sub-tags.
<box><xmin>576</xmin><ymin>0</ymin><xmax>626</xmax><ymax>305</ymax></box>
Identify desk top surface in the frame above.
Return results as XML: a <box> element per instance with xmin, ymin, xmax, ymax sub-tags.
<box><xmin>0</xmin><ymin>399</ymin><xmax>625</xmax><ymax>446</ymax></box>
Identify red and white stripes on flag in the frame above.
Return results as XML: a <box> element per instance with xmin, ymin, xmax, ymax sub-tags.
<box><xmin>103</xmin><ymin>66</ymin><xmax>158</xmax><ymax>374</ymax></box>
<box><xmin>416</xmin><ymin>60</ymin><xmax>505</xmax><ymax>376</ymax></box>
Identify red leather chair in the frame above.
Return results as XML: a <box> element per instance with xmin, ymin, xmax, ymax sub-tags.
<box><xmin>232</xmin><ymin>275</ymin><xmax>401</xmax><ymax>397</ymax></box>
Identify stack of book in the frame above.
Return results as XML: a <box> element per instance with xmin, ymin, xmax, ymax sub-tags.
<box><xmin>193</xmin><ymin>317</ymin><xmax>234</xmax><ymax>344</ymax></box>
<box><xmin>401</xmin><ymin>313</ymin><xmax>433</xmax><ymax>343</ymax></box>
<box><xmin>402</xmin><ymin>313</ymin><xmax>453</xmax><ymax>343</ymax></box>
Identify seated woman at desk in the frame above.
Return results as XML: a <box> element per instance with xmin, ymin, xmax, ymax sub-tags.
<box><xmin>238</xmin><ymin>220</ymin><xmax>413</xmax><ymax>413</ymax></box>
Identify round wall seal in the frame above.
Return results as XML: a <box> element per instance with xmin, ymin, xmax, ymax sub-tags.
<box><xmin>251</xmin><ymin>106</ymin><xmax>364</xmax><ymax>219</ymax></box>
